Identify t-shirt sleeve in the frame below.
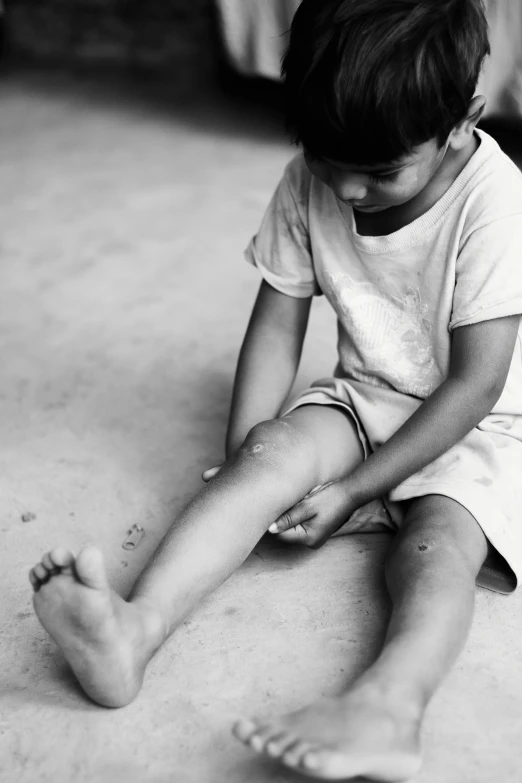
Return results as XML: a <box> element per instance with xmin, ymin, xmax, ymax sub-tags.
<box><xmin>244</xmin><ymin>157</ymin><xmax>321</xmax><ymax>298</ymax></box>
<box><xmin>450</xmin><ymin>214</ymin><xmax>522</xmax><ymax>330</ymax></box>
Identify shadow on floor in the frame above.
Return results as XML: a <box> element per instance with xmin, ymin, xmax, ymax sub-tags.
<box><xmin>0</xmin><ymin>61</ymin><xmax>288</xmax><ymax>148</ymax></box>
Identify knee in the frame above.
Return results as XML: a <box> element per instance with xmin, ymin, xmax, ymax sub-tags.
<box><xmin>386</xmin><ymin>522</ymin><xmax>455</xmax><ymax>573</ymax></box>
<box><xmin>238</xmin><ymin>418</ymin><xmax>315</xmax><ymax>476</ymax></box>
<box><xmin>385</xmin><ymin>497</ymin><xmax>487</xmax><ymax>580</ymax></box>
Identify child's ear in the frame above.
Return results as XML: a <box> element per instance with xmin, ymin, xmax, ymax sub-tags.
<box><xmin>449</xmin><ymin>95</ymin><xmax>487</xmax><ymax>150</ymax></box>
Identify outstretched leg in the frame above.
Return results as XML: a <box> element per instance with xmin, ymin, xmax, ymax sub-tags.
<box><xmin>235</xmin><ymin>495</ymin><xmax>488</xmax><ymax>781</ymax></box>
<box><xmin>30</xmin><ymin>405</ymin><xmax>363</xmax><ymax>707</ymax></box>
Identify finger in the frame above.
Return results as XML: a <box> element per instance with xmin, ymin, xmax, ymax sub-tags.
<box><xmin>202</xmin><ymin>465</ymin><xmax>222</xmax><ymax>482</ymax></box>
<box><xmin>302</xmin><ymin>482</ymin><xmax>334</xmax><ymax>499</ymax></box>
<box><xmin>274</xmin><ymin>525</ymin><xmax>312</xmax><ymax>545</ymax></box>
<box><xmin>202</xmin><ymin>465</ymin><xmax>221</xmax><ymax>481</ymax></box>
<box><xmin>268</xmin><ymin>501</ymin><xmax>315</xmax><ymax>534</ymax></box>
<box><xmin>276</xmin><ymin>513</ymin><xmax>343</xmax><ymax>549</ymax></box>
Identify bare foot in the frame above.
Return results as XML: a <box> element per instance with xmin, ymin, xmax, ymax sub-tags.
<box><xmin>233</xmin><ymin>683</ymin><xmax>423</xmax><ymax>781</ymax></box>
<box><xmin>29</xmin><ymin>546</ymin><xmax>165</xmax><ymax>708</ymax></box>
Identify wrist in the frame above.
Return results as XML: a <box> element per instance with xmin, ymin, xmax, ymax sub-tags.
<box><xmin>225</xmin><ymin>427</ymin><xmax>243</xmax><ymax>458</ymax></box>
<box><xmin>341</xmin><ymin>471</ymin><xmax>371</xmax><ymax>511</ymax></box>
<box><xmin>225</xmin><ymin>437</ymin><xmax>243</xmax><ymax>459</ymax></box>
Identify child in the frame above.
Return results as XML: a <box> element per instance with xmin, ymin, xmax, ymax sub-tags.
<box><xmin>29</xmin><ymin>0</ymin><xmax>522</xmax><ymax>779</ymax></box>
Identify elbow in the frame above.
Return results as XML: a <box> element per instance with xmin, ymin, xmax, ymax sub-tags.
<box><xmin>486</xmin><ymin>369</ymin><xmax>509</xmax><ymax>405</ymax></box>
<box><xmin>451</xmin><ymin>373</ymin><xmax>506</xmax><ymax>419</ymax></box>
<box><xmin>476</xmin><ymin>375</ymin><xmax>506</xmax><ymax>414</ymax></box>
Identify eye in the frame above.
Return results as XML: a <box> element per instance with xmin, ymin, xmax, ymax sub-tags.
<box><xmin>368</xmin><ymin>170</ymin><xmax>401</xmax><ymax>185</ymax></box>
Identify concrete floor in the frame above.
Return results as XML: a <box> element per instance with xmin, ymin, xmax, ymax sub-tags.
<box><xmin>1</xmin><ymin>70</ymin><xmax>522</xmax><ymax>783</ymax></box>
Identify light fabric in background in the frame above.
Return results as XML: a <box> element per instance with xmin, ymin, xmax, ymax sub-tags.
<box><xmin>479</xmin><ymin>0</ymin><xmax>522</xmax><ymax>117</ymax></box>
<box><xmin>215</xmin><ymin>0</ymin><xmax>300</xmax><ymax>80</ymax></box>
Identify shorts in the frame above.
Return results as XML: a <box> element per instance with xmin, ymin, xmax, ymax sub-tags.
<box><xmin>282</xmin><ymin>378</ymin><xmax>521</xmax><ymax>594</ymax></box>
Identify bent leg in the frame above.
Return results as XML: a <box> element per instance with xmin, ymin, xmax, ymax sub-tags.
<box><xmin>130</xmin><ymin>404</ymin><xmax>364</xmax><ymax>627</ymax></box>
<box><xmin>30</xmin><ymin>405</ymin><xmax>363</xmax><ymax>707</ymax></box>
<box><xmin>236</xmin><ymin>494</ymin><xmax>488</xmax><ymax>781</ymax></box>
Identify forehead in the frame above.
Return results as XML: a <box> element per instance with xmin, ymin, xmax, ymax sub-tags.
<box><xmin>324</xmin><ymin>139</ymin><xmax>438</xmax><ymax>172</ymax></box>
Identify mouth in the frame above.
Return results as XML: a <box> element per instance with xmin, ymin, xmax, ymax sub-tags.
<box><xmin>349</xmin><ymin>203</ymin><xmax>384</xmax><ymax>212</ymax></box>
<box><xmin>340</xmin><ymin>198</ymin><xmax>377</xmax><ymax>208</ymax></box>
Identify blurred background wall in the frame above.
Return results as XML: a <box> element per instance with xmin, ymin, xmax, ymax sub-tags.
<box><xmin>2</xmin><ymin>0</ymin><xmax>217</xmax><ymax>86</ymax></box>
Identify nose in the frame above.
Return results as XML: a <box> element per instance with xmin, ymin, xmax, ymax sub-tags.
<box><xmin>329</xmin><ymin>169</ymin><xmax>368</xmax><ymax>202</ymax></box>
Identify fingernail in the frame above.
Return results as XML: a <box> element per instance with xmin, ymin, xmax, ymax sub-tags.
<box><xmin>268</xmin><ymin>523</ymin><xmax>278</xmax><ymax>533</ymax></box>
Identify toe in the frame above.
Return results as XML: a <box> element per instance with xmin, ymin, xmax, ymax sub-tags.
<box><xmin>234</xmin><ymin>720</ymin><xmax>300</xmax><ymax>758</ymax></box>
<box><xmin>247</xmin><ymin>725</ymin><xmax>282</xmax><ymax>753</ymax></box>
<box><xmin>300</xmin><ymin>747</ymin><xmax>354</xmax><ymax>779</ymax></box>
<box><xmin>266</xmin><ymin>732</ymin><xmax>299</xmax><ymax>758</ymax></box>
<box><xmin>301</xmin><ymin>748</ymin><xmax>323</xmax><ymax>773</ymax></box>
<box><xmin>233</xmin><ymin>719</ymin><xmax>259</xmax><ymax>745</ymax></box>
<box><xmin>33</xmin><ymin>563</ymin><xmax>50</xmax><ymax>583</ymax></box>
<box><xmin>41</xmin><ymin>552</ymin><xmax>59</xmax><ymax>573</ymax></box>
<box><xmin>49</xmin><ymin>547</ymin><xmax>75</xmax><ymax>569</ymax></box>
<box><xmin>29</xmin><ymin>568</ymin><xmax>40</xmax><ymax>590</ymax></box>
<box><xmin>74</xmin><ymin>546</ymin><xmax>108</xmax><ymax>590</ymax></box>
<box><xmin>283</xmin><ymin>740</ymin><xmax>315</xmax><ymax>768</ymax></box>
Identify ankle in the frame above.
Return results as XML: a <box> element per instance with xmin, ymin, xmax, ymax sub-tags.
<box><xmin>131</xmin><ymin>596</ymin><xmax>169</xmax><ymax>653</ymax></box>
<box><xmin>347</xmin><ymin>675</ymin><xmax>426</xmax><ymax>721</ymax></box>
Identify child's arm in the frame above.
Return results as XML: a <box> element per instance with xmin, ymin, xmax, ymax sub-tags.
<box><xmin>225</xmin><ymin>279</ymin><xmax>311</xmax><ymax>456</ymax></box>
<box><xmin>350</xmin><ymin>314</ymin><xmax>520</xmax><ymax>499</ymax></box>
<box><xmin>271</xmin><ymin>314</ymin><xmax>520</xmax><ymax>544</ymax></box>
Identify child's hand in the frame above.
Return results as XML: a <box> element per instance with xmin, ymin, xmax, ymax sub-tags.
<box><xmin>267</xmin><ymin>478</ymin><xmax>358</xmax><ymax>549</ymax></box>
<box><xmin>202</xmin><ymin>447</ymin><xmax>241</xmax><ymax>481</ymax></box>
<box><xmin>202</xmin><ymin>464</ymin><xmax>223</xmax><ymax>482</ymax></box>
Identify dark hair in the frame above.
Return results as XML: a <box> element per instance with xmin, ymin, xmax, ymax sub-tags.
<box><xmin>282</xmin><ymin>0</ymin><xmax>490</xmax><ymax>165</ymax></box>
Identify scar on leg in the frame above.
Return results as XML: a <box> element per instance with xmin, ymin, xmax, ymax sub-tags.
<box><xmin>251</xmin><ymin>444</ymin><xmax>264</xmax><ymax>453</ymax></box>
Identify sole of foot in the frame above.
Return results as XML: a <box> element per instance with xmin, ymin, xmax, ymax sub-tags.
<box><xmin>30</xmin><ymin>546</ymin><xmax>163</xmax><ymax>708</ymax></box>
<box><xmin>233</xmin><ymin>688</ymin><xmax>423</xmax><ymax>781</ymax></box>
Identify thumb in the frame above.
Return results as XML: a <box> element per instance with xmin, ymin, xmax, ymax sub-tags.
<box><xmin>202</xmin><ymin>464</ymin><xmax>223</xmax><ymax>482</ymax></box>
<box><xmin>268</xmin><ymin>499</ymin><xmax>315</xmax><ymax>535</ymax></box>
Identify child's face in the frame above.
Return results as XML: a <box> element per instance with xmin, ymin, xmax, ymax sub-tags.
<box><xmin>304</xmin><ymin>138</ymin><xmax>449</xmax><ymax>213</ymax></box>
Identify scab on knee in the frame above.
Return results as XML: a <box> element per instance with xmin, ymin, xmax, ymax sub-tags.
<box><xmin>239</xmin><ymin>418</ymin><xmax>310</xmax><ymax>469</ymax></box>
<box><xmin>240</xmin><ymin>440</ymin><xmax>267</xmax><ymax>459</ymax></box>
<box><xmin>418</xmin><ymin>543</ymin><xmax>429</xmax><ymax>552</ymax></box>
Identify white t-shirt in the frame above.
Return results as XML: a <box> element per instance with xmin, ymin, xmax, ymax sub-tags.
<box><xmin>246</xmin><ymin>129</ymin><xmax>522</xmax><ymax>433</ymax></box>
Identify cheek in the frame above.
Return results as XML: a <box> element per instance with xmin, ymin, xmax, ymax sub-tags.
<box><xmin>377</xmin><ymin>170</ymin><xmax>426</xmax><ymax>202</ymax></box>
